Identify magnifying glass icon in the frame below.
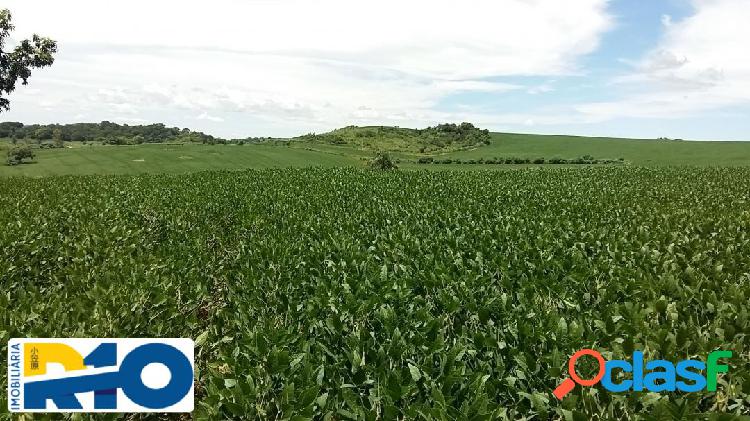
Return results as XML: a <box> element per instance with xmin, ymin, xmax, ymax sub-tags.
<box><xmin>553</xmin><ymin>349</ymin><xmax>606</xmax><ymax>400</ymax></box>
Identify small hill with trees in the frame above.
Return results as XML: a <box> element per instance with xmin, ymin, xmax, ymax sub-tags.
<box><xmin>294</xmin><ymin>123</ymin><xmax>491</xmax><ymax>153</ymax></box>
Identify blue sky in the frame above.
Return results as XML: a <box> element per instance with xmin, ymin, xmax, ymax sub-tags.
<box><xmin>433</xmin><ymin>0</ymin><xmax>747</xmax><ymax>140</ymax></box>
<box><xmin>3</xmin><ymin>0</ymin><xmax>749</xmax><ymax>140</ymax></box>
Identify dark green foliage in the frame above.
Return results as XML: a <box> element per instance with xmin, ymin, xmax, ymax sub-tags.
<box><xmin>296</xmin><ymin>123</ymin><xmax>491</xmax><ymax>153</ymax></box>
<box><xmin>0</xmin><ymin>121</ymin><xmax>22</xmax><ymax>137</ymax></box>
<box><xmin>5</xmin><ymin>145</ymin><xmax>34</xmax><ymax>165</ymax></box>
<box><xmin>39</xmin><ymin>142</ymin><xmax>63</xmax><ymax>149</ymax></box>
<box><xmin>0</xmin><ymin>9</ymin><xmax>57</xmax><ymax>112</ymax></box>
<box><xmin>430</xmin><ymin>122</ymin><xmax>491</xmax><ymax>146</ymax></box>
<box><xmin>1</xmin><ymin>121</ymin><xmax>217</xmax><ymax>144</ymax></box>
<box><xmin>102</xmin><ymin>137</ymin><xmax>125</xmax><ymax>145</ymax></box>
<box><xmin>417</xmin><ymin>156</ymin><xmax>625</xmax><ymax>165</ymax></box>
<box><xmin>1</xmin><ymin>168</ymin><xmax>749</xmax><ymax>419</ymax></box>
<box><xmin>233</xmin><ymin>136</ymin><xmax>276</xmax><ymax>144</ymax></box>
<box><xmin>369</xmin><ymin>151</ymin><xmax>398</xmax><ymax>170</ymax></box>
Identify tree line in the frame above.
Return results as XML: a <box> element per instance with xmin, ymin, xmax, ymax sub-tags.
<box><xmin>0</xmin><ymin>121</ymin><xmax>219</xmax><ymax>144</ymax></box>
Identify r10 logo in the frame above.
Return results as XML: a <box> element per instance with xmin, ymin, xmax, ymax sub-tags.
<box><xmin>8</xmin><ymin>338</ymin><xmax>194</xmax><ymax>413</ymax></box>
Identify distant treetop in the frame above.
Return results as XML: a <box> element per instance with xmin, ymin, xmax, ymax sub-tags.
<box><xmin>0</xmin><ymin>121</ymin><xmax>217</xmax><ymax>144</ymax></box>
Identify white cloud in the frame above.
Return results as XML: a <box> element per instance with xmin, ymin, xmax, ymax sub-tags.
<box><xmin>579</xmin><ymin>0</ymin><xmax>750</xmax><ymax>120</ymax></box>
<box><xmin>661</xmin><ymin>14</ymin><xmax>672</xmax><ymax>27</ymax></box>
<box><xmin>197</xmin><ymin>112</ymin><xmax>225</xmax><ymax>123</ymax></box>
<box><xmin>5</xmin><ymin>0</ymin><xmax>612</xmax><ymax>79</ymax></box>
<box><xmin>114</xmin><ymin>117</ymin><xmax>149</xmax><ymax>124</ymax></box>
<box><xmin>527</xmin><ymin>83</ymin><xmax>555</xmax><ymax>95</ymax></box>
<box><xmin>1</xmin><ymin>0</ymin><xmax>613</xmax><ymax>136</ymax></box>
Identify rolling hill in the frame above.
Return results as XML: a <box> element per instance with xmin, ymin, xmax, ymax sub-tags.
<box><xmin>2</xmin><ymin>125</ymin><xmax>750</xmax><ymax>176</ymax></box>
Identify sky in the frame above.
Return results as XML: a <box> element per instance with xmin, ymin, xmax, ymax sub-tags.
<box><xmin>1</xmin><ymin>0</ymin><xmax>749</xmax><ymax>140</ymax></box>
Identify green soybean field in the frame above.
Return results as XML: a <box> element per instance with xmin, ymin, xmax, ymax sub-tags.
<box><xmin>1</xmin><ymin>167</ymin><xmax>749</xmax><ymax>420</ymax></box>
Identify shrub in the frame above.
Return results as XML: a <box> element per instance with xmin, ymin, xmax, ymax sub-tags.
<box><xmin>369</xmin><ymin>152</ymin><xmax>398</xmax><ymax>170</ymax></box>
<box><xmin>6</xmin><ymin>146</ymin><xmax>35</xmax><ymax>166</ymax></box>
<box><xmin>533</xmin><ymin>158</ymin><xmax>545</xmax><ymax>164</ymax></box>
<box><xmin>103</xmin><ymin>137</ymin><xmax>123</xmax><ymax>145</ymax></box>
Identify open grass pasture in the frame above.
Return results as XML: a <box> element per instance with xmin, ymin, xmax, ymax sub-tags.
<box><xmin>446</xmin><ymin>133</ymin><xmax>750</xmax><ymax>166</ymax></box>
<box><xmin>0</xmin><ymin>142</ymin><xmax>358</xmax><ymax>177</ymax></box>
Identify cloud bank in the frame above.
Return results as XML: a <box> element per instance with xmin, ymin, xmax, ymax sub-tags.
<box><xmin>3</xmin><ymin>0</ymin><xmax>612</xmax><ymax>137</ymax></box>
<box><xmin>579</xmin><ymin>0</ymin><xmax>750</xmax><ymax>121</ymax></box>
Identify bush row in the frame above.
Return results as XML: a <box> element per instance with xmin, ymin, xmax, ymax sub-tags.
<box><xmin>417</xmin><ymin>155</ymin><xmax>626</xmax><ymax>165</ymax></box>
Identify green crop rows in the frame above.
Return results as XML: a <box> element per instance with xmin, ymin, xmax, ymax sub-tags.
<box><xmin>1</xmin><ymin>168</ymin><xmax>749</xmax><ymax>420</ymax></box>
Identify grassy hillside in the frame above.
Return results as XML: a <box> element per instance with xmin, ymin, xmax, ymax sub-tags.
<box><xmin>444</xmin><ymin>133</ymin><xmax>750</xmax><ymax>166</ymax></box>
<box><xmin>295</xmin><ymin>123</ymin><xmax>491</xmax><ymax>153</ymax></box>
<box><xmin>0</xmin><ymin>142</ymin><xmax>358</xmax><ymax>177</ymax></box>
<box><xmin>3</xmin><ymin>129</ymin><xmax>750</xmax><ymax>176</ymax></box>
<box><xmin>291</xmin><ymin>129</ymin><xmax>750</xmax><ymax>166</ymax></box>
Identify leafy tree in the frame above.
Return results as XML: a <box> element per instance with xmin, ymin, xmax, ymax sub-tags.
<box><xmin>33</xmin><ymin>126</ymin><xmax>52</xmax><ymax>140</ymax></box>
<box><xmin>52</xmin><ymin>127</ymin><xmax>64</xmax><ymax>147</ymax></box>
<box><xmin>6</xmin><ymin>145</ymin><xmax>34</xmax><ymax>165</ymax></box>
<box><xmin>1</xmin><ymin>9</ymin><xmax>57</xmax><ymax>112</ymax></box>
